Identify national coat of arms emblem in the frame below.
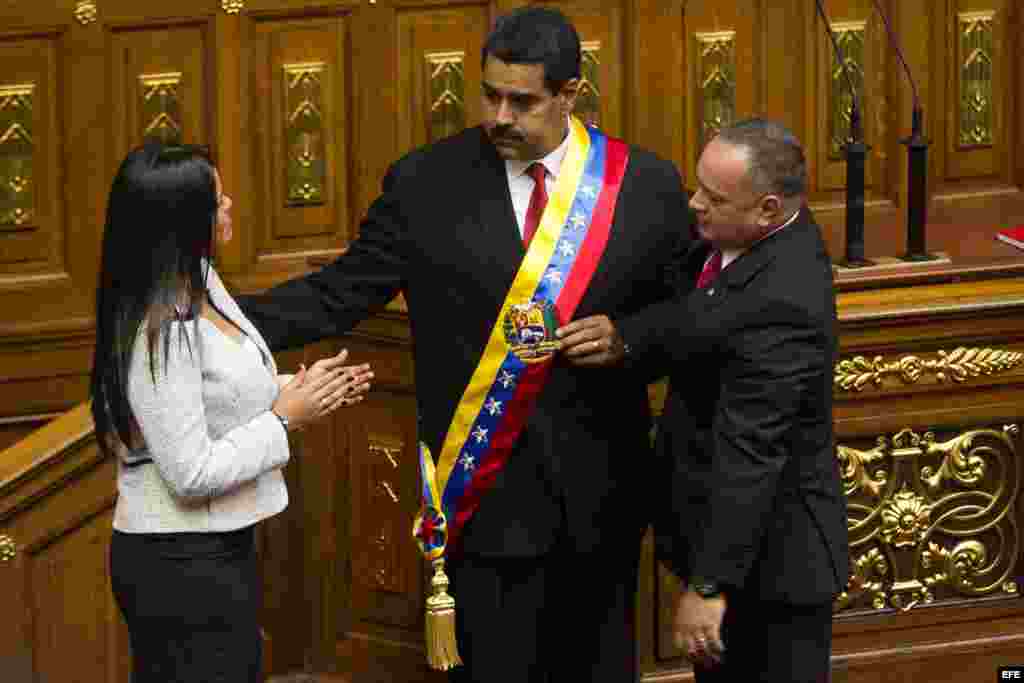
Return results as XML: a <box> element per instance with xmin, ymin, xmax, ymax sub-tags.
<box><xmin>502</xmin><ymin>300</ymin><xmax>559</xmax><ymax>362</ymax></box>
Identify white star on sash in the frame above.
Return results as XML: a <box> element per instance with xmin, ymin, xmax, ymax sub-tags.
<box><xmin>558</xmin><ymin>240</ymin><xmax>576</xmax><ymax>258</ymax></box>
<box><xmin>498</xmin><ymin>370</ymin><xmax>516</xmax><ymax>389</ymax></box>
<box><xmin>461</xmin><ymin>453</ymin><xmax>476</xmax><ymax>472</ymax></box>
<box><xmin>543</xmin><ymin>269</ymin><xmax>563</xmax><ymax>285</ymax></box>
<box><xmin>568</xmin><ymin>212</ymin><xmax>587</xmax><ymax>230</ymax></box>
<box><xmin>579</xmin><ymin>184</ymin><xmax>597</xmax><ymax>200</ymax></box>
<box><xmin>472</xmin><ymin>426</ymin><xmax>489</xmax><ymax>444</ymax></box>
<box><xmin>485</xmin><ymin>398</ymin><xmax>503</xmax><ymax>416</ymax></box>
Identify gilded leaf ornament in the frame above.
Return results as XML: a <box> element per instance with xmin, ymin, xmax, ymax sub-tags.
<box><xmin>222</xmin><ymin>0</ymin><xmax>244</xmax><ymax>14</ymax></box>
<box><xmin>74</xmin><ymin>1</ymin><xmax>98</xmax><ymax>25</ymax></box>
<box><xmin>834</xmin><ymin>347</ymin><xmax>1024</xmax><ymax>392</ymax></box>
<box><xmin>0</xmin><ymin>534</ymin><xmax>15</xmax><ymax>562</ymax></box>
<box><xmin>836</xmin><ymin>426</ymin><xmax>1020</xmax><ymax>614</ymax></box>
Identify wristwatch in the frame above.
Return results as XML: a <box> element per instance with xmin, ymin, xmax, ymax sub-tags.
<box><xmin>689</xmin><ymin>577</ymin><xmax>723</xmax><ymax>599</ymax></box>
<box><xmin>272</xmin><ymin>410</ymin><xmax>290</xmax><ymax>433</ymax></box>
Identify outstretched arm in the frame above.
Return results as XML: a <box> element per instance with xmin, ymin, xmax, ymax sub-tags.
<box><xmin>237</xmin><ymin>162</ymin><xmax>412</xmax><ymax>352</ymax></box>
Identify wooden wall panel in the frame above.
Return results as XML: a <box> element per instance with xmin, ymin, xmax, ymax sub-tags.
<box><xmin>0</xmin><ymin>36</ymin><xmax>62</xmax><ymax>275</ymax></box>
<box><xmin>809</xmin><ymin>0</ymin><xmax>890</xmax><ymax>199</ymax></box>
<box><xmin>679</xmin><ymin>0</ymin><xmax>760</xmax><ymax>192</ymax></box>
<box><xmin>932</xmin><ymin>0</ymin><xmax>1016</xmax><ymax>194</ymax></box>
<box><xmin>396</xmin><ymin>3</ymin><xmax>490</xmax><ymax>154</ymax></box>
<box><xmin>109</xmin><ymin>20</ymin><xmax>212</xmax><ymax>159</ymax></box>
<box><xmin>244</xmin><ymin>7</ymin><xmax>354</xmax><ymax>281</ymax></box>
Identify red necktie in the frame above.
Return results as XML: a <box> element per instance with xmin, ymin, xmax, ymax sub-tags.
<box><xmin>696</xmin><ymin>250</ymin><xmax>722</xmax><ymax>289</ymax></box>
<box><xmin>522</xmin><ymin>162</ymin><xmax>549</xmax><ymax>248</ymax></box>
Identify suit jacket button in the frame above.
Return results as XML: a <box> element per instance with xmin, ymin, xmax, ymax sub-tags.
<box><xmin>707</xmin><ymin>287</ymin><xmax>715</xmax><ymax>296</ymax></box>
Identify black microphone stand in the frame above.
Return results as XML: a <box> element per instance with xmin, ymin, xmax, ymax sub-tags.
<box><xmin>871</xmin><ymin>0</ymin><xmax>937</xmax><ymax>261</ymax></box>
<box><xmin>814</xmin><ymin>0</ymin><xmax>871</xmax><ymax>267</ymax></box>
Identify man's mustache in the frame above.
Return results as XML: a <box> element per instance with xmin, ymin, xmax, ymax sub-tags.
<box><xmin>489</xmin><ymin>126</ymin><xmax>524</xmax><ymax>142</ymax></box>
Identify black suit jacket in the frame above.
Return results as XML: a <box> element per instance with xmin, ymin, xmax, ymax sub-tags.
<box><xmin>619</xmin><ymin>209</ymin><xmax>849</xmax><ymax>604</ymax></box>
<box><xmin>238</xmin><ymin>126</ymin><xmax>691</xmax><ymax>557</ymax></box>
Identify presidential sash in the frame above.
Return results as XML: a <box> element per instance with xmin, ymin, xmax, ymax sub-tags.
<box><xmin>413</xmin><ymin>118</ymin><xmax>629</xmax><ymax>670</ymax></box>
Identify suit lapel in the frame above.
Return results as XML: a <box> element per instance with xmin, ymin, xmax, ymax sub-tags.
<box><xmin>472</xmin><ymin>129</ymin><xmax>525</xmax><ymax>279</ymax></box>
<box><xmin>718</xmin><ymin>208</ymin><xmax>811</xmax><ymax>292</ymax></box>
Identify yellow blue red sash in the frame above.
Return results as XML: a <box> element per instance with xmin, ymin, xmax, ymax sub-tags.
<box><xmin>414</xmin><ymin>118</ymin><xmax>629</xmax><ymax>563</ymax></box>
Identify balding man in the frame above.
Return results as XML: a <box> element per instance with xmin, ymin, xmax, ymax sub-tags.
<box><xmin>560</xmin><ymin>118</ymin><xmax>849</xmax><ymax>682</ymax></box>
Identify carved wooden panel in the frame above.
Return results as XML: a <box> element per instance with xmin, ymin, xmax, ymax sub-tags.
<box><xmin>109</xmin><ymin>21</ymin><xmax>210</xmax><ymax>161</ymax></box>
<box><xmin>837</xmin><ymin>426</ymin><xmax>1020</xmax><ymax>613</ymax></box>
<box><xmin>681</xmin><ymin>1</ymin><xmax>759</xmax><ymax>189</ymax></box>
<box><xmin>350</xmin><ymin>403</ymin><xmax>420</xmax><ymax>629</ymax></box>
<box><xmin>934</xmin><ymin>0</ymin><xmax>1015</xmax><ymax>190</ymax></box>
<box><xmin>247</xmin><ymin>10</ymin><xmax>352</xmax><ymax>265</ymax></box>
<box><xmin>1</xmin><ymin>442</ymin><xmax>130</xmax><ymax>683</ymax></box>
<box><xmin>0</xmin><ymin>36</ymin><xmax>62</xmax><ymax>277</ymax></box>
<box><xmin>396</xmin><ymin>3</ymin><xmax>489</xmax><ymax>156</ymax></box>
<box><xmin>550</xmin><ymin>0</ymin><xmax>624</xmax><ymax>137</ymax></box>
<box><xmin>812</xmin><ymin>6</ymin><xmax>889</xmax><ymax>196</ymax></box>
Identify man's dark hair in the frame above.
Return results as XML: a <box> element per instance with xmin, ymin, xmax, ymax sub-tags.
<box><xmin>716</xmin><ymin>118</ymin><xmax>807</xmax><ymax>197</ymax></box>
<box><xmin>482</xmin><ymin>7</ymin><xmax>581</xmax><ymax>94</ymax></box>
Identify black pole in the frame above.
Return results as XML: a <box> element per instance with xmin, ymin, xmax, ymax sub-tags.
<box><xmin>843</xmin><ymin>108</ymin><xmax>870</xmax><ymax>267</ymax></box>
<box><xmin>902</xmin><ymin>106</ymin><xmax>935</xmax><ymax>261</ymax></box>
<box><xmin>815</xmin><ymin>0</ymin><xmax>871</xmax><ymax>268</ymax></box>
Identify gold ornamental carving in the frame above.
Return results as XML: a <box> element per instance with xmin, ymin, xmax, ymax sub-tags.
<box><xmin>367</xmin><ymin>438</ymin><xmax>404</xmax><ymax>592</ymax></box>
<box><xmin>0</xmin><ymin>534</ymin><xmax>16</xmax><ymax>562</ymax></box>
<box><xmin>695</xmin><ymin>30</ymin><xmax>736</xmax><ymax>146</ymax></box>
<box><xmin>958</xmin><ymin>11</ymin><xmax>995</xmax><ymax>148</ymax></box>
<box><xmin>0</xmin><ymin>83</ymin><xmax>35</xmax><ymax>230</ymax></box>
<box><xmin>140</xmin><ymin>73</ymin><xmax>183</xmax><ymax>145</ymax></box>
<box><xmin>834</xmin><ymin>347</ymin><xmax>1024</xmax><ymax>392</ymax></box>
<box><xmin>574</xmin><ymin>41</ymin><xmax>602</xmax><ymax>127</ymax></box>
<box><xmin>284</xmin><ymin>62</ymin><xmax>327</xmax><ymax>206</ymax></box>
<box><xmin>74</xmin><ymin>1</ymin><xmax>98</xmax><ymax>26</ymax></box>
<box><xmin>835</xmin><ymin>426</ymin><xmax>1020</xmax><ymax>613</ymax></box>
<box><xmin>425</xmin><ymin>52</ymin><xmax>466</xmax><ymax>144</ymax></box>
<box><xmin>222</xmin><ymin>0</ymin><xmax>244</xmax><ymax>14</ymax></box>
<box><xmin>828</xmin><ymin>22</ymin><xmax>866</xmax><ymax>160</ymax></box>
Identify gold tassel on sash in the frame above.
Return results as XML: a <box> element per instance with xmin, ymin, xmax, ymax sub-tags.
<box><xmin>424</xmin><ymin>558</ymin><xmax>462</xmax><ymax>670</ymax></box>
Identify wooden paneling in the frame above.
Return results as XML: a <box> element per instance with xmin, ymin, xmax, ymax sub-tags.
<box><xmin>244</xmin><ymin>6</ymin><xmax>355</xmax><ymax>278</ymax></box>
<box><xmin>396</xmin><ymin>3</ymin><xmax>490</xmax><ymax>153</ymax></box>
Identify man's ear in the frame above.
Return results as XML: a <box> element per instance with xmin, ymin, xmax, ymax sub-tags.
<box><xmin>559</xmin><ymin>78</ymin><xmax>581</xmax><ymax>114</ymax></box>
<box><xmin>758</xmin><ymin>194</ymin><xmax>784</xmax><ymax>226</ymax></box>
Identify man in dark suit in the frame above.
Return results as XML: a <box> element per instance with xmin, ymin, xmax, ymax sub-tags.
<box><xmin>238</xmin><ymin>7</ymin><xmax>690</xmax><ymax>682</ymax></box>
<box><xmin>560</xmin><ymin>118</ymin><xmax>848</xmax><ymax>682</ymax></box>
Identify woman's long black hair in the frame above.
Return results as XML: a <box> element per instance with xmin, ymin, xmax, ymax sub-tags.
<box><xmin>90</xmin><ymin>143</ymin><xmax>218</xmax><ymax>457</ymax></box>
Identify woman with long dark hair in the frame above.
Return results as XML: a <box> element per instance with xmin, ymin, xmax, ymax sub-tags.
<box><xmin>91</xmin><ymin>143</ymin><xmax>372</xmax><ymax>682</ymax></box>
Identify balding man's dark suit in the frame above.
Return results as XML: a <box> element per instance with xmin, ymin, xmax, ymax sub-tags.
<box><xmin>619</xmin><ymin>208</ymin><xmax>848</xmax><ymax>682</ymax></box>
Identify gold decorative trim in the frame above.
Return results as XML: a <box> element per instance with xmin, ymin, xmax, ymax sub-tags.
<box><xmin>958</xmin><ymin>11</ymin><xmax>995</xmax><ymax>148</ymax></box>
<box><xmin>284</xmin><ymin>62</ymin><xmax>327</xmax><ymax>206</ymax></box>
<box><xmin>0</xmin><ymin>534</ymin><xmax>16</xmax><ymax>562</ymax></box>
<box><xmin>835</xmin><ymin>347</ymin><xmax>1024</xmax><ymax>392</ymax></box>
<box><xmin>0</xmin><ymin>83</ymin><xmax>35</xmax><ymax>230</ymax></box>
<box><xmin>828</xmin><ymin>21</ymin><xmax>866</xmax><ymax>159</ymax></box>
<box><xmin>139</xmin><ymin>72</ymin><xmax>183</xmax><ymax>145</ymax></box>
<box><xmin>222</xmin><ymin>0</ymin><xmax>244</xmax><ymax>15</ymax></box>
<box><xmin>575</xmin><ymin>41</ymin><xmax>602</xmax><ymax>127</ymax></box>
<box><xmin>367</xmin><ymin>438</ymin><xmax>404</xmax><ymax>591</ymax></box>
<box><xmin>836</xmin><ymin>426</ymin><xmax>1020</xmax><ymax>613</ymax></box>
<box><xmin>74</xmin><ymin>1</ymin><xmax>98</xmax><ymax>26</ymax></box>
<box><xmin>425</xmin><ymin>51</ymin><xmax>465</xmax><ymax>144</ymax></box>
<box><xmin>695</xmin><ymin>30</ymin><xmax>736</xmax><ymax>146</ymax></box>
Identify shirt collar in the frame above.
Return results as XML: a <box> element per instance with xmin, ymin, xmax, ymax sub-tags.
<box><xmin>721</xmin><ymin>208</ymin><xmax>801</xmax><ymax>269</ymax></box>
<box><xmin>505</xmin><ymin>117</ymin><xmax>573</xmax><ymax>181</ymax></box>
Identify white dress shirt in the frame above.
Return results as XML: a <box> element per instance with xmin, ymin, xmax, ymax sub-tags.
<box><xmin>720</xmin><ymin>208</ymin><xmax>802</xmax><ymax>269</ymax></box>
<box><xmin>505</xmin><ymin>120</ymin><xmax>572</xmax><ymax>237</ymax></box>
